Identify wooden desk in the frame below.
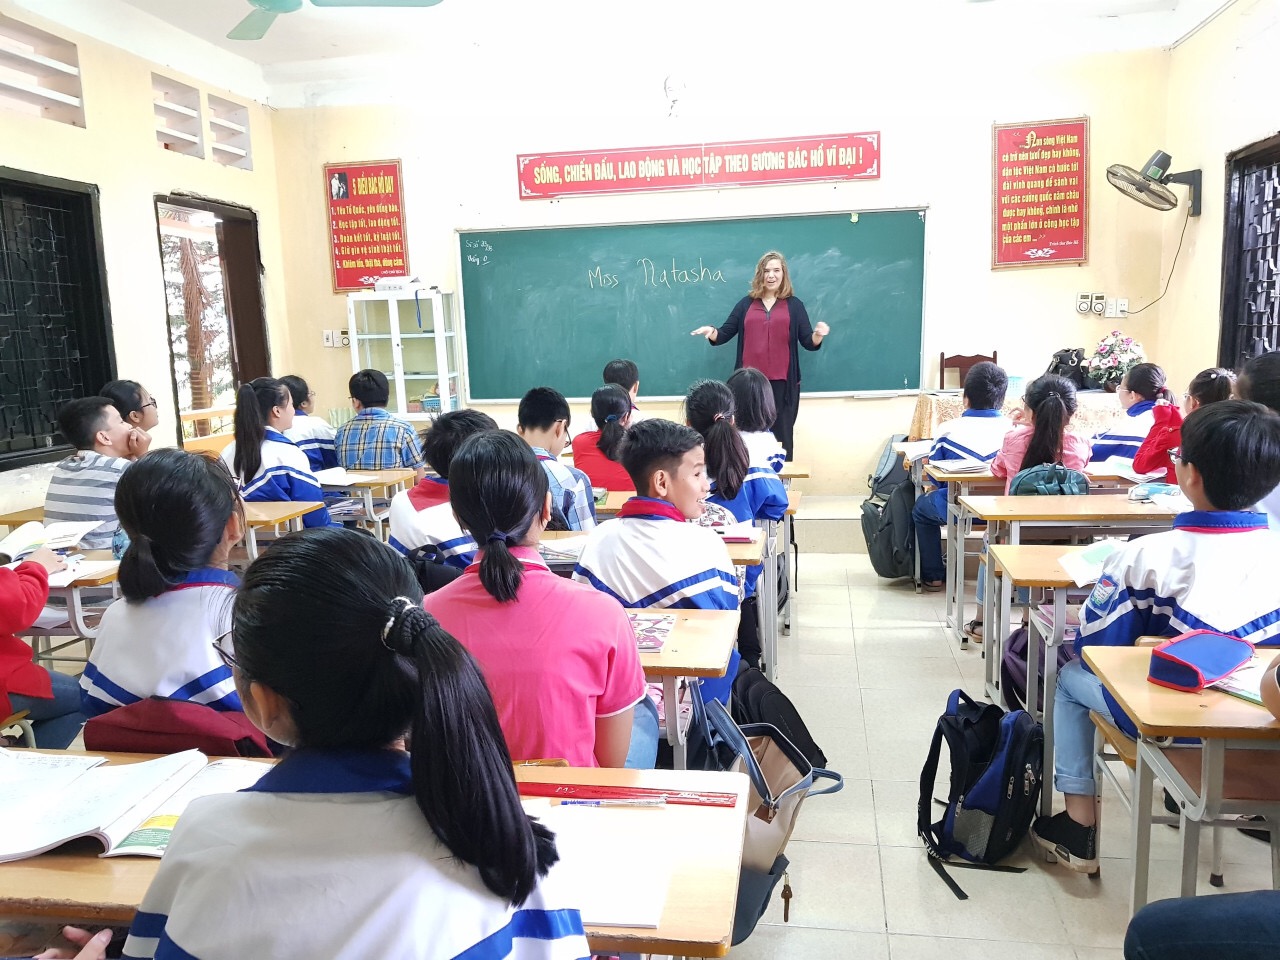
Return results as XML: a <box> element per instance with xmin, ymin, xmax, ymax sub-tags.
<box><xmin>1084</xmin><ymin>646</ymin><xmax>1280</xmax><ymax>913</ymax></box>
<box><xmin>962</xmin><ymin>494</ymin><xmax>1176</xmax><ymax>658</ymax></box>
<box><xmin>26</xmin><ymin>561</ymin><xmax>121</xmax><ymax>665</ymax></box>
<box><xmin>318</xmin><ymin>468</ymin><xmax>415</xmax><ymax>538</ymax></box>
<box><xmin>989</xmin><ymin>544</ymin><xmax>1088</xmax><ymax>819</ymax></box>
<box><xmin>778</xmin><ymin>462</ymin><xmax>808</xmax><ymax>481</ymax></box>
<box><xmin>596</xmin><ymin>490</ymin><xmax>631</xmax><ymax>517</ymax></box>
<box><xmin>0</xmin><ymin>506</ymin><xmax>44</xmax><ymax>531</ymax></box>
<box><xmin>922</xmin><ymin>466</ymin><xmax>1004</xmax><ymax>641</ymax></box>
<box><xmin>241</xmin><ymin>501</ymin><xmax>324</xmax><ymax>559</ymax></box>
<box><xmin>0</xmin><ymin>759</ymin><xmax>749</xmax><ymax>959</ymax></box>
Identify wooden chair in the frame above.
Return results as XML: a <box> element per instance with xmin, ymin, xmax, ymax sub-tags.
<box><xmin>1</xmin><ymin>710</ymin><xmax>36</xmax><ymax>748</ymax></box>
<box><xmin>939</xmin><ymin>352</ymin><xmax>998</xmax><ymax>390</ymax></box>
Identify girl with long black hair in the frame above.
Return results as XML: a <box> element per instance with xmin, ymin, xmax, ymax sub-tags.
<box><xmin>570</xmin><ymin>383</ymin><xmax>634</xmax><ymax>492</ymax></box>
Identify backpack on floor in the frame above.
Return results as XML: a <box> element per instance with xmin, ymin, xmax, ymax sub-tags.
<box><xmin>860</xmin><ymin>478</ymin><xmax>915</xmax><ymax>580</ymax></box>
<box><xmin>732</xmin><ymin>663</ymin><xmax>828</xmax><ymax>769</ymax></box>
<box><xmin>867</xmin><ymin>433</ymin><xmax>909</xmax><ymax>499</ymax></box>
<box><xmin>918</xmin><ymin>689</ymin><xmax>1043</xmax><ymax>897</ymax></box>
<box><xmin>1007</xmin><ymin>462</ymin><xmax>1089</xmax><ymax>497</ymax></box>
<box><xmin>1000</xmin><ymin>626</ymin><xmax>1078</xmax><ymax>713</ymax></box>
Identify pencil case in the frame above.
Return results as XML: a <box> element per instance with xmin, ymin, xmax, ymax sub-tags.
<box><xmin>1128</xmin><ymin>483</ymin><xmax>1181</xmax><ymax>501</ymax></box>
<box><xmin>1148</xmin><ymin>630</ymin><xmax>1254</xmax><ymax>692</ymax></box>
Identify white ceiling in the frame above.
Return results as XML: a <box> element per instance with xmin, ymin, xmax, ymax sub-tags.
<box><xmin>13</xmin><ymin>0</ymin><xmax>1241</xmax><ymax>105</ymax></box>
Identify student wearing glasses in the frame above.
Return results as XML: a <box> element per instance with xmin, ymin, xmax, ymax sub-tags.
<box><xmin>516</xmin><ymin>386</ymin><xmax>596</xmax><ymax>531</ymax></box>
<box><xmin>280</xmin><ymin>374</ymin><xmax>338</xmax><ymax>472</ymax></box>
<box><xmin>80</xmin><ymin>449</ymin><xmax>244</xmax><ymax>718</ymax></box>
<box><xmin>1132</xmin><ymin>367</ymin><xmax>1236</xmax><ymax>484</ymax></box>
<box><xmin>1089</xmin><ymin>362</ymin><xmax>1174</xmax><ymax>464</ymax></box>
<box><xmin>100</xmin><ymin>380</ymin><xmax>161</xmax><ymax>459</ymax></box>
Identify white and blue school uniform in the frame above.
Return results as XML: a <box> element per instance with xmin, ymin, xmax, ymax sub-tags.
<box><xmin>80</xmin><ymin>568</ymin><xmax>240</xmax><ymax>718</ymax></box>
<box><xmin>707</xmin><ymin>467</ymin><xmax>787</xmax><ymax>599</ymax></box>
<box><xmin>1050</xmin><ymin>510</ymin><xmax>1280</xmax><ymax>797</ymax></box>
<box><xmin>573</xmin><ymin>497</ymin><xmax>739</xmax><ymax>610</ymax></box>
<box><xmin>387</xmin><ymin>493</ymin><xmax>478</xmax><ymax>568</ymax></box>
<box><xmin>928</xmin><ymin>408</ymin><xmax>1011</xmax><ymax>465</ymax></box>
<box><xmin>1256</xmin><ymin>484</ymin><xmax>1280</xmax><ymax>531</ymax></box>
<box><xmin>122</xmin><ymin>748</ymin><xmax>591</xmax><ymax>960</ymax></box>
<box><xmin>221</xmin><ymin>428</ymin><xmax>336</xmax><ymax>528</ymax></box>
<box><xmin>1089</xmin><ymin>399</ymin><xmax>1156</xmax><ymax>463</ymax></box>
<box><xmin>742</xmin><ymin>431</ymin><xmax>785</xmax><ymax>473</ymax></box>
<box><xmin>284</xmin><ymin>412</ymin><xmax>338</xmax><ymax>472</ymax></box>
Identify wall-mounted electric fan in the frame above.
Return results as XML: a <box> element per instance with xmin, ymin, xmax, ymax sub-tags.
<box><xmin>1106</xmin><ymin>151</ymin><xmax>1202</xmax><ymax>217</ymax></box>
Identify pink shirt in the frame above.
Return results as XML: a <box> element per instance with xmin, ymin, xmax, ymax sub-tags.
<box><xmin>991</xmin><ymin>425</ymin><xmax>1092</xmax><ymax>494</ymax></box>
<box><xmin>422</xmin><ymin>547</ymin><xmax>646</xmax><ymax>767</ymax></box>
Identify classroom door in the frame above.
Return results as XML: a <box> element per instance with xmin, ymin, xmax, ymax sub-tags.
<box><xmin>155</xmin><ymin>197</ymin><xmax>270</xmax><ymax>437</ymax></box>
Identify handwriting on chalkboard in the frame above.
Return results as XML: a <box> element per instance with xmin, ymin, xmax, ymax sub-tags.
<box><xmin>464</xmin><ymin>239</ymin><xmax>494</xmax><ymax>268</ymax></box>
<box><xmin>586</xmin><ymin>257</ymin><xmax>728</xmax><ymax>291</ymax></box>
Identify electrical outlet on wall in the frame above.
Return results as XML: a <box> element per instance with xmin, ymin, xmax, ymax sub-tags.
<box><xmin>1104</xmin><ymin>299</ymin><xmax>1118</xmax><ymax>319</ymax></box>
<box><xmin>322</xmin><ymin>330</ymin><xmax>334</xmax><ymax>347</ymax></box>
<box><xmin>1117</xmin><ymin>298</ymin><xmax>1129</xmax><ymax>316</ymax></box>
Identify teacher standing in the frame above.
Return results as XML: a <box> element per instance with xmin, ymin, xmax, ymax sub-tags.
<box><xmin>691</xmin><ymin>250</ymin><xmax>829</xmax><ymax>461</ymax></box>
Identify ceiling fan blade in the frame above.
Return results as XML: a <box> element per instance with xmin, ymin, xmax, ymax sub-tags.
<box><xmin>310</xmin><ymin>0</ymin><xmax>444</xmax><ymax>7</ymax></box>
<box><xmin>227</xmin><ymin>8</ymin><xmax>280</xmax><ymax>40</ymax></box>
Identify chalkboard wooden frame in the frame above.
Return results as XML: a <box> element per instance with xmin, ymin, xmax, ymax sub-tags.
<box><xmin>455</xmin><ymin>208</ymin><xmax>928</xmax><ymax>402</ymax></box>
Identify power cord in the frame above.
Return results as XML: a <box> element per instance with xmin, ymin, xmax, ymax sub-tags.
<box><xmin>1127</xmin><ymin>203</ymin><xmax>1193</xmax><ymax>315</ymax></box>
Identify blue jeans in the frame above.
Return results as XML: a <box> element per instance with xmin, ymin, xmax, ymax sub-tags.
<box><xmin>1053</xmin><ymin>657</ymin><xmax>1115</xmax><ymax>796</ymax></box>
<box><xmin>912</xmin><ymin>488</ymin><xmax>948</xmax><ymax>583</ymax></box>
<box><xmin>624</xmin><ymin>695</ymin><xmax>659</xmax><ymax>769</ymax></box>
<box><xmin>1125</xmin><ymin>892</ymin><xmax>1280</xmax><ymax>959</ymax></box>
<box><xmin>8</xmin><ymin>668</ymin><xmax>86</xmax><ymax>749</ymax></box>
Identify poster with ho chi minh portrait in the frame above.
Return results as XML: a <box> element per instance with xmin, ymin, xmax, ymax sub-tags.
<box><xmin>325</xmin><ymin>159</ymin><xmax>411</xmax><ymax>292</ymax></box>
<box><xmin>992</xmin><ymin>118</ymin><xmax>1089</xmax><ymax>268</ymax></box>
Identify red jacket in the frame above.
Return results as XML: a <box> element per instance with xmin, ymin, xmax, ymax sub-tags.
<box><xmin>571</xmin><ymin>431</ymin><xmax>633</xmax><ymax>492</ymax></box>
<box><xmin>0</xmin><ymin>561</ymin><xmax>52</xmax><ymax>717</ymax></box>
<box><xmin>1132</xmin><ymin>403</ymin><xmax>1182</xmax><ymax>484</ymax></box>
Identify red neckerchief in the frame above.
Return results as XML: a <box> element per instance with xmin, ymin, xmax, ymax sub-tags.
<box><xmin>617</xmin><ymin>496</ymin><xmax>687</xmax><ymax>523</ymax></box>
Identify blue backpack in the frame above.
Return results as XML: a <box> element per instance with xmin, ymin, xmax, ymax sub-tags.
<box><xmin>918</xmin><ymin>690</ymin><xmax>1043</xmax><ymax>898</ymax></box>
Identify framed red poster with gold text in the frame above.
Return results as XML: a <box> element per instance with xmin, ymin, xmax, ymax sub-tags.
<box><xmin>325</xmin><ymin>159</ymin><xmax>410</xmax><ymax>293</ymax></box>
<box><xmin>992</xmin><ymin>118</ymin><xmax>1089</xmax><ymax>269</ymax></box>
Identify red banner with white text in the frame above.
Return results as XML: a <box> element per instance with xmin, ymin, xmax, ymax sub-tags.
<box><xmin>325</xmin><ymin>159</ymin><xmax>411</xmax><ymax>292</ymax></box>
<box><xmin>991</xmin><ymin>118</ymin><xmax>1089</xmax><ymax>268</ymax></box>
<box><xmin>517</xmin><ymin>133</ymin><xmax>880</xmax><ymax>200</ymax></box>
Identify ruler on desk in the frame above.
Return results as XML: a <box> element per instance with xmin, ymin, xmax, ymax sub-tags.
<box><xmin>518</xmin><ymin>781</ymin><xmax>737</xmax><ymax>808</ymax></box>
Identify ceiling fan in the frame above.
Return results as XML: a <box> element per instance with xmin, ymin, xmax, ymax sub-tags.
<box><xmin>228</xmin><ymin>0</ymin><xmax>443</xmax><ymax>42</ymax></box>
<box><xmin>1106</xmin><ymin>150</ymin><xmax>1202</xmax><ymax>217</ymax></box>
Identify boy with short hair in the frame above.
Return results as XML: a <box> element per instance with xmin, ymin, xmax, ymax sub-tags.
<box><xmin>574</xmin><ymin>418</ymin><xmax>738</xmax><ymax>611</ymax></box>
<box><xmin>1032</xmin><ymin>400</ymin><xmax>1280</xmax><ymax>873</ymax></box>
<box><xmin>388</xmin><ymin>408</ymin><xmax>498</xmax><ymax>565</ymax></box>
<box><xmin>334</xmin><ymin>369</ymin><xmax>426</xmax><ymax>478</ymax></box>
<box><xmin>516</xmin><ymin>386</ymin><xmax>596</xmax><ymax>531</ymax></box>
<box><xmin>911</xmin><ymin>361</ymin><xmax>1012</xmax><ymax>591</ymax></box>
<box><xmin>45</xmin><ymin>397</ymin><xmax>152</xmax><ymax>552</ymax></box>
<box><xmin>603</xmin><ymin>358</ymin><xmax>646</xmax><ymax>423</ymax></box>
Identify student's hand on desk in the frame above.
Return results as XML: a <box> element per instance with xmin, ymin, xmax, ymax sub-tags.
<box><xmin>28</xmin><ymin>547</ymin><xmax>67</xmax><ymax>574</ymax></box>
<box><xmin>126</xmin><ymin>428</ymin><xmax>152</xmax><ymax>460</ymax></box>
<box><xmin>690</xmin><ymin>326</ymin><xmax>718</xmax><ymax>342</ymax></box>
<box><xmin>34</xmin><ymin>926</ymin><xmax>113</xmax><ymax>960</ymax></box>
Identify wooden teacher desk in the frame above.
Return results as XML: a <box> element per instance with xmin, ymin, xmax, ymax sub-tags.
<box><xmin>0</xmin><ymin>759</ymin><xmax>750</xmax><ymax>959</ymax></box>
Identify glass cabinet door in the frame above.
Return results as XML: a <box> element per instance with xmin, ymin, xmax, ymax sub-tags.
<box><xmin>396</xmin><ymin>295</ymin><xmax>441</xmax><ymax>414</ymax></box>
<box><xmin>351</xmin><ymin>299</ymin><xmax>395</xmax><ymax>383</ymax></box>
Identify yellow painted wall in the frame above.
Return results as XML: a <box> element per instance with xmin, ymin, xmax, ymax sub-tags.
<box><xmin>0</xmin><ymin>1</ymin><xmax>287</xmax><ymax>508</ymax></box>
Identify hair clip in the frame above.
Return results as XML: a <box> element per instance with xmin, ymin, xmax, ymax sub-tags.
<box><xmin>603</xmin><ymin>414</ymin><xmax>620</xmax><ymax>423</ymax></box>
<box><xmin>712</xmin><ymin>412</ymin><xmax>727</xmax><ymax>423</ymax></box>
<box><xmin>486</xmin><ymin>529</ymin><xmax>512</xmax><ymax>544</ymax></box>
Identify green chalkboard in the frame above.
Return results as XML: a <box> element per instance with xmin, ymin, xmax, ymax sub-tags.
<box><xmin>458</xmin><ymin>210</ymin><xmax>925</xmax><ymax>400</ymax></box>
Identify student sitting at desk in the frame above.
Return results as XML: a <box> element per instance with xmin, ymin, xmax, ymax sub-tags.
<box><xmin>911</xmin><ymin>361</ymin><xmax>1011</xmax><ymax>592</ymax></box>
<box><xmin>687</xmin><ymin>379</ymin><xmax>787</xmax><ymax>670</ymax></box>
<box><xmin>280</xmin><ymin>374</ymin><xmax>338</xmax><ymax>472</ymax></box>
<box><xmin>107</xmin><ymin>527</ymin><xmax>590</xmax><ymax>960</ymax></box>
<box><xmin>727</xmin><ymin>367</ymin><xmax>786</xmax><ymax>473</ymax></box>
<box><xmin>603</xmin><ymin>356</ymin><xmax>647</xmax><ymax>422</ymax></box>
<box><xmin>1089</xmin><ymin>362</ymin><xmax>1172</xmax><ymax>464</ymax></box>
<box><xmin>517</xmin><ymin>386</ymin><xmax>596</xmax><ymax>531</ymax></box>
<box><xmin>45</xmin><ymin>397</ymin><xmax>152</xmax><ymax>554</ymax></box>
<box><xmin>1031</xmin><ymin>400</ymin><xmax>1280</xmax><ymax>874</ymax></box>
<box><xmin>571</xmin><ymin>383</ymin><xmax>634</xmax><ymax>492</ymax></box>
<box><xmin>0</xmin><ymin>546</ymin><xmax>84</xmax><ymax>748</ymax></box>
<box><xmin>221</xmin><ymin>378</ymin><xmax>337</xmax><ymax>529</ymax></box>
<box><xmin>388</xmin><ymin>409</ymin><xmax>497</xmax><ymax>565</ymax></box>
<box><xmin>1132</xmin><ymin>367</ymin><xmax>1236</xmax><ymax>484</ymax></box>
<box><xmin>963</xmin><ymin>374</ymin><xmax>1091</xmax><ymax>642</ymax></box>
<box><xmin>423</xmin><ymin>430</ymin><xmax>648</xmax><ymax>768</ymax></box>
<box><xmin>79</xmin><ymin>449</ymin><xmax>243</xmax><ymax>718</ymax></box>
<box><xmin>99</xmin><ymin>379</ymin><xmax>160</xmax><ymax>454</ymax></box>
<box><xmin>334</xmin><ymin>369</ymin><xmax>427</xmax><ymax>478</ymax></box>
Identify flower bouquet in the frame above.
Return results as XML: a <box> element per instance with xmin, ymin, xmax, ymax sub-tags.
<box><xmin>1081</xmin><ymin>330</ymin><xmax>1145</xmax><ymax>390</ymax></box>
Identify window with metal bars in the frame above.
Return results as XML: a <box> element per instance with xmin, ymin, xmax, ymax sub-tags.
<box><xmin>0</xmin><ymin>169</ymin><xmax>114</xmax><ymax>470</ymax></box>
<box><xmin>1219</xmin><ymin>137</ymin><xmax>1280</xmax><ymax>370</ymax></box>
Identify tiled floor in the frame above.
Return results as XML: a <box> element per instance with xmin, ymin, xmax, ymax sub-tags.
<box><xmin>727</xmin><ymin>553</ymin><xmax>1276</xmax><ymax>960</ymax></box>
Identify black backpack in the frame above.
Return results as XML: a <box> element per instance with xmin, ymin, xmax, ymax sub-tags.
<box><xmin>406</xmin><ymin>546</ymin><xmax>463</xmax><ymax>596</ymax></box>
<box><xmin>1046</xmin><ymin>348</ymin><xmax>1091</xmax><ymax>389</ymax></box>
<box><xmin>861</xmin><ymin>478</ymin><xmax>915</xmax><ymax>580</ymax></box>
<box><xmin>731</xmin><ymin>663</ymin><xmax>827</xmax><ymax>768</ymax></box>
<box><xmin>867</xmin><ymin>433</ymin><xmax>909</xmax><ymax>499</ymax></box>
<box><xmin>919</xmin><ymin>690</ymin><xmax>1043</xmax><ymax>897</ymax></box>
<box><xmin>999</xmin><ymin>626</ymin><xmax>1077</xmax><ymax>713</ymax></box>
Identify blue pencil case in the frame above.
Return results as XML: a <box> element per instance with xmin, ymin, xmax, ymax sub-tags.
<box><xmin>1148</xmin><ymin>630</ymin><xmax>1254</xmax><ymax>692</ymax></box>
